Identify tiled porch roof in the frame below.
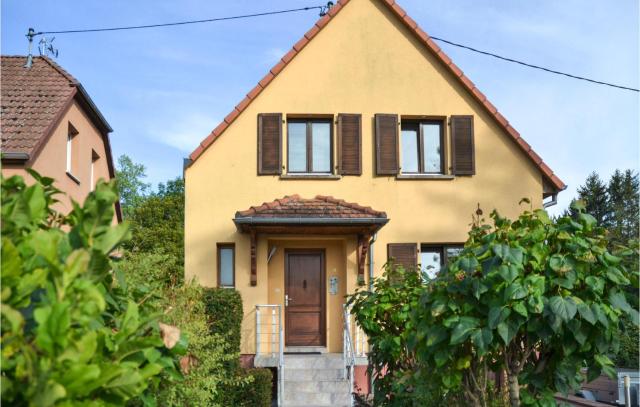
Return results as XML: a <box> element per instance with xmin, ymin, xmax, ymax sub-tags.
<box><xmin>235</xmin><ymin>195</ymin><xmax>386</xmax><ymax>219</ymax></box>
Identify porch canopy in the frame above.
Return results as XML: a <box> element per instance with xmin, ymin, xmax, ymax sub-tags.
<box><xmin>233</xmin><ymin>195</ymin><xmax>388</xmax><ymax>285</ymax></box>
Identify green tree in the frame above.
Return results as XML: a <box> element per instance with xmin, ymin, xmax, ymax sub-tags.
<box><xmin>124</xmin><ymin>177</ymin><xmax>184</xmax><ymax>286</ymax></box>
<box><xmin>349</xmin><ymin>201</ymin><xmax>639</xmax><ymax>407</ymax></box>
<box><xmin>608</xmin><ymin>169</ymin><xmax>639</xmax><ymax>245</ymax></box>
<box><xmin>116</xmin><ymin>154</ymin><xmax>150</xmax><ymax>219</ymax></box>
<box><xmin>568</xmin><ymin>172</ymin><xmax>610</xmax><ymax>225</ymax></box>
<box><xmin>1</xmin><ymin>171</ymin><xmax>183</xmax><ymax>406</ymax></box>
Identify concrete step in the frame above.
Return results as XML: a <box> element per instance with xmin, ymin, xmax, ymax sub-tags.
<box><xmin>284</xmin><ymin>354</ymin><xmax>345</xmax><ymax>369</ymax></box>
<box><xmin>284</xmin><ymin>380</ymin><xmax>350</xmax><ymax>393</ymax></box>
<box><xmin>283</xmin><ymin>367</ymin><xmax>344</xmax><ymax>381</ymax></box>
<box><xmin>283</xmin><ymin>390</ymin><xmax>351</xmax><ymax>405</ymax></box>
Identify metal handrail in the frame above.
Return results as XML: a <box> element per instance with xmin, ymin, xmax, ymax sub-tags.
<box><xmin>256</xmin><ymin>304</ymin><xmax>284</xmax><ymax>406</ymax></box>
<box><xmin>343</xmin><ymin>305</ymin><xmax>356</xmax><ymax>407</ymax></box>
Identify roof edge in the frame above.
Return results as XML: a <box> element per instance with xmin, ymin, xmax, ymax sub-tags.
<box><xmin>186</xmin><ymin>0</ymin><xmax>565</xmax><ymax>191</ymax></box>
<box><xmin>233</xmin><ymin>217</ymin><xmax>389</xmax><ymax>225</ymax></box>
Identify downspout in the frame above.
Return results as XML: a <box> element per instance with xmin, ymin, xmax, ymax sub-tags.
<box><xmin>367</xmin><ymin>232</ymin><xmax>377</xmax><ymax>396</ymax></box>
<box><xmin>368</xmin><ymin>233</ymin><xmax>377</xmax><ymax>291</ymax></box>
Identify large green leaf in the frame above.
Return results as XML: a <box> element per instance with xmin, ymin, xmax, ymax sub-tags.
<box><xmin>450</xmin><ymin>317</ymin><xmax>479</xmax><ymax>345</ymax></box>
<box><xmin>585</xmin><ymin>276</ymin><xmax>604</xmax><ymax>295</ymax></box>
<box><xmin>576</xmin><ymin>301</ymin><xmax>596</xmax><ymax>325</ymax></box>
<box><xmin>498</xmin><ymin>265</ymin><xmax>518</xmax><ymax>283</ymax></box>
<box><xmin>504</xmin><ymin>282</ymin><xmax>527</xmax><ymax>300</ymax></box>
<box><xmin>489</xmin><ymin>307</ymin><xmax>511</xmax><ymax>329</ymax></box>
<box><xmin>470</xmin><ymin>327</ymin><xmax>493</xmax><ymax>354</ymax></box>
<box><xmin>608</xmin><ymin>291</ymin><xmax>632</xmax><ymax>314</ymax></box>
<box><xmin>497</xmin><ymin>321</ymin><xmax>518</xmax><ymax>344</ymax></box>
<box><xmin>549</xmin><ymin>296</ymin><xmax>577</xmax><ymax>323</ymax></box>
<box><xmin>605</xmin><ymin>267</ymin><xmax>630</xmax><ymax>285</ymax></box>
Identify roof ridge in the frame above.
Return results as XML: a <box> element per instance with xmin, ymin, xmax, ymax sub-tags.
<box><xmin>187</xmin><ymin>0</ymin><xmax>564</xmax><ymax>191</ymax></box>
<box><xmin>38</xmin><ymin>56</ymin><xmax>79</xmax><ymax>85</ymax></box>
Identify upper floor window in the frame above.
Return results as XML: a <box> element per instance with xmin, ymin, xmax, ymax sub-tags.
<box><xmin>66</xmin><ymin>122</ymin><xmax>80</xmax><ymax>183</ymax></box>
<box><xmin>400</xmin><ymin>120</ymin><xmax>444</xmax><ymax>174</ymax></box>
<box><xmin>287</xmin><ymin>119</ymin><xmax>332</xmax><ymax>174</ymax></box>
<box><xmin>90</xmin><ymin>150</ymin><xmax>100</xmax><ymax>191</ymax></box>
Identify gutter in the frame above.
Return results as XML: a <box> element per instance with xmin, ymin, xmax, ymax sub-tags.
<box><xmin>1</xmin><ymin>152</ymin><xmax>30</xmax><ymax>162</ymax></box>
<box><xmin>75</xmin><ymin>84</ymin><xmax>113</xmax><ymax>133</ymax></box>
<box><xmin>233</xmin><ymin>217</ymin><xmax>389</xmax><ymax>225</ymax></box>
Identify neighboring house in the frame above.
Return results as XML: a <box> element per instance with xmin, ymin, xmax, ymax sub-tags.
<box><xmin>1</xmin><ymin>56</ymin><xmax>121</xmax><ymax>222</ymax></box>
<box><xmin>184</xmin><ymin>0</ymin><xmax>564</xmax><ymax>404</ymax></box>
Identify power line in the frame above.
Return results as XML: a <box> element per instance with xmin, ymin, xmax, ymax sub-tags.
<box><xmin>32</xmin><ymin>5</ymin><xmax>328</xmax><ymax>35</ymax></box>
<box><xmin>25</xmin><ymin>3</ymin><xmax>637</xmax><ymax>93</ymax></box>
<box><xmin>430</xmin><ymin>36</ymin><xmax>639</xmax><ymax>93</ymax></box>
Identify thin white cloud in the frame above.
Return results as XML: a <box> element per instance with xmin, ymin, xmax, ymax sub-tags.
<box><xmin>148</xmin><ymin>111</ymin><xmax>220</xmax><ymax>153</ymax></box>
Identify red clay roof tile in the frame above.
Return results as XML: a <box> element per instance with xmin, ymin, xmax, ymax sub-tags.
<box><xmin>236</xmin><ymin>195</ymin><xmax>387</xmax><ymax>219</ymax></box>
<box><xmin>187</xmin><ymin>0</ymin><xmax>564</xmax><ymax>191</ymax></box>
<box><xmin>1</xmin><ymin>56</ymin><xmax>79</xmax><ymax>155</ymax></box>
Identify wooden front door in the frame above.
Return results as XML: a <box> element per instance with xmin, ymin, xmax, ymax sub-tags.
<box><xmin>285</xmin><ymin>250</ymin><xmax>326</xmax><ymax>346</ymax></box>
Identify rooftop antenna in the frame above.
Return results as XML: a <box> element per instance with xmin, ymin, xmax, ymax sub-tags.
<box><xmin>319</xmin><ymin>1</ymin><xmax>334</xmax><ymax>16</ymax></box>
<box><xmin>38</xmin><ymin>36</ymin><xmax>58</xmax><ymax>58</ymax></box>
<box><xmin>24</xmin><ymin>28</ymin><xmax>36</xmax><ymax>68</ymax></box>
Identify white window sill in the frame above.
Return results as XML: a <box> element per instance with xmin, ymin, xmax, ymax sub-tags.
<box><xmin>280</xmin><ymin>173</ymin><xmax>341</xmax><ymax>180</ymax></box>
<box><xmin>66</xmin><ymin>171</ymin><xmax>81</xmax><ymax>185</ymax></box>
<box><xmin>396</xmin><ymin>174</ymin><xmax>455</xmax><ymax>180</ymax></box>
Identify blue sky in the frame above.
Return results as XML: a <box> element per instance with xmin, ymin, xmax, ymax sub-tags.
<box><xmin>2</xmin><ymin>0</ymin><xmax>638</xmax><ymax>214</ymax></box>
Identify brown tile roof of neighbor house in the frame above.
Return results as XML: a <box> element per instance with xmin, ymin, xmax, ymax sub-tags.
<box><xmin>187</xmin><ymin>0</ymin><xmax>565</xmax><ymax>191</ymax></box>
<box><xmin>1</xmin><ymin>55</ymin><xmax>112</xmax><ymax>159</ymax></box>
<box><xmin>235</xmin><ymin>195</ymin><xmax>387</xmax><ymax>219</ymax></box>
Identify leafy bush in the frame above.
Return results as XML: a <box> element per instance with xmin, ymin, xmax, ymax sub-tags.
<box><xmin>219</xmin><ymin>368</ymin><xmax>273</xmax><ymax>407</ymax></box>
<box><xmin>348</xmin><ymin>201</ymin><xmax>638</xmax><ymax>407</ymax></box>
<box><xmin>153</xmin><ymin>283</ymin><xmax>244</xmax><ymax>406</ymax></box>
<box><xmin>1</xmin><ymin>172</ymin><xmax>181</xmax><ymax>406</ymax></box>
<box><xmin>203</xmin><ymin>288</ymin><xmax>243</xmax><ymax>355</ymax></box>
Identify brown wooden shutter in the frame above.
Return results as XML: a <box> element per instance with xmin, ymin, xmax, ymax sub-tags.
<box><xmin>451</xmin><ymin>115</ymin><xmax>475</xmax><ymax>175</ymax></box>
<box><xmin>337</xmin><ymin>113</ymin><xmax>362</xmax><ymax>175</ymax></box>
<box><xmin>387</xmin><ymin>243</ymin><xmax>417</xmax><ymax>270</ymax></box>
<box><xmin>375</xmin><ymin>114</ymin><xmax>399</xmax><ymax>175</ymax></box>
<box><xmin>257</xmin><ymin>113</ymin><xmax>282</xmax><ymax>175</ymax></box>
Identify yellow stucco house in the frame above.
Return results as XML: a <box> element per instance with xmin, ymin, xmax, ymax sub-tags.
<box><xmin>184</xmin><ymin>0</ymin><xmax>564</xmax><ymax>404</ymax></box>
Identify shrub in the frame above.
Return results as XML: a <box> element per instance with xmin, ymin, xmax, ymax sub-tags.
<box><xmin>219</xmin><ymin>368</ymin><xmax>273</xmax><ymax>407</ymax></box>
<box><xmin>410</xmin><ymin>202</ymin><xmax>638</xmax><ymax>406</ymax></box>
<box><xmin>203</xmin><ymin>288</ymin><xmax>243</xmax><ymax>355</ymax></box>
<box><xmin>153</xmin><ymin>283</ymin><xmax>244</xmax><ymax>406</ymax></box>
<box><xmin>0</xmin><ymin>172</ymin><xmax>181</xmax><ymax>405</ymax></box>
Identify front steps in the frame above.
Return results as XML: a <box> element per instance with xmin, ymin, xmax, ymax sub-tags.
<box><xmin>282</xmin><ymin>353</ymin><xmax>352</xmax><ymax>407</ymax></box>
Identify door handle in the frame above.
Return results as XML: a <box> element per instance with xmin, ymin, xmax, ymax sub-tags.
<box><xmin>285</xmin><ymin>295</ymin><xmax>291</xmax><ymax>306</ymax></box>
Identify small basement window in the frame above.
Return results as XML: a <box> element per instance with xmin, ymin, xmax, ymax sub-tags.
<box><xmin>287</xmin><ymin>118</ymin><xmax>333</xmax><ymax>174</ymax></box>
<box><xmin>217</xmin><ymin>243</ymin><xmax>235</xmax><ymax>287</ymax></box>
<box><xmin>419</xmin><ymin>244</ymin><xmax>463</xmax><ymax>279</ymax></box>
<box><xmin>400</xmin><ymin>120</ymin><xmax>444</xmax><ymax>174</ymax></box>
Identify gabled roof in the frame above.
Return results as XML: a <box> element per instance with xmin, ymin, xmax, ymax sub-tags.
<box><xmin>235</xmin><ymin>194</ymin><xmax>387</xmax><ymax>221</ymax></box>
<box><xmin>1</xmin><ymin>55</ymin><xmax>121</xmax><ymax>222</ymax></box>
<box><xmin>1</xmin><ymin>55</ymin><xmax>112</xmax><ymax>160</ymax></box>
<box><xmin>188</xmin><ymin>0</ymin><xmax>565</xmax><ymax>191</ymax></box>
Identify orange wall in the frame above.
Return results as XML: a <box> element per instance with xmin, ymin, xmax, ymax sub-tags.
<box><xmin>2</xmin><ymin>100</ymin><xmax>117</xmax><ymax>220</ymax></box>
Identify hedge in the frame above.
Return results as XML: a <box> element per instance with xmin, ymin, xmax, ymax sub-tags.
<box><xmin>220</xmin><ymin>368</ymin><xmax>273</xmax><ymax>407</ymax></box>
<box><xmin>203</xmin><ymin>287</ymin><xmax>243</xmax><ymax>354</ymax></box>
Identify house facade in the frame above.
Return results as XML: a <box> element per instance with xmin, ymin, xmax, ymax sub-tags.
<box><xmin>1</xmin><ymin>56</ymin><xmax>121</xmax><ymax>222</ymax></box>
<box><xmin>184</xmin><ymin>0</ymin><xmax>564</xmax><ymax>403</ymax></box>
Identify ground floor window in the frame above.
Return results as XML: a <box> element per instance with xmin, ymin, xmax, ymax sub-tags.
<box><xmin>217</xmin><ymin>243</ymin><xmax>235</xmax><ymax>287</ymax></box>
<box><xmin>419</xmin><ymin>244</ymin><xmax>464</xmax><ymax>279</ymax></box>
